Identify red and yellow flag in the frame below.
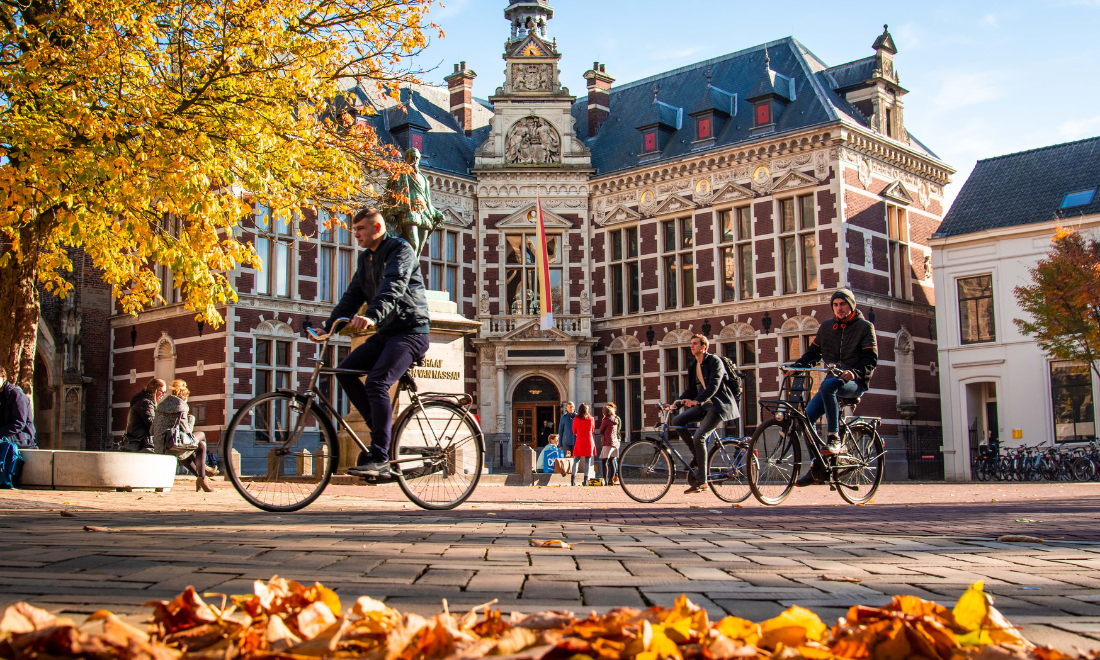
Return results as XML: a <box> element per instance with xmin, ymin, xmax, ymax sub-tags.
<box><xmin>534</xmin><ymin>194</ymin><xmax>553</xmax><ymax>330</ymax></box>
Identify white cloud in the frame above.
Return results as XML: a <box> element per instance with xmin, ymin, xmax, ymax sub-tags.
<box><xmin>930</xmin><ymin>70</ymin><xmax>1008</xmax><ymax>112</ymax></box>
<box><xmin>1058</xmin><ymin>115</ymin><xmax>1100</xmax><ymax>140</ymax></box>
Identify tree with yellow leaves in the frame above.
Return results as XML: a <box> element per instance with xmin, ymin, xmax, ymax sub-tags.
<box><xmin>0</xmin><ymin>0</ymin><xmax>441</xmax><ymax>393</ymax></box>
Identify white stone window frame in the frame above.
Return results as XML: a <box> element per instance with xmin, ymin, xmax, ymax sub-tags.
<box><xmin>252</xmin><ymin>319</ymin><xmax>298</xmax><ymax>436</ymax></box>
<box><xmin>607</xmin><ymin>334</ymin><xmax>644</xmax><ymax>441</ymax></box>
<box><xmin>775</xmin><ymin>193</ymin><xmax>818</xmax><ymax>295</ymax></box>
<box><xmin>426</xmin><ymin>228</ymin><xmax>461</xmax><ymax>303</ymax></box>
<box><xmin>660</xmin><ymin>216</ymin><xmax>695</xmax><ymax>310</ymax></box>
<box><xmin>716</xmin><ymin>205</ymin><xmax>755</xmax><ymax>302</ymax></box>
<box><xmin>953</xmin><ymin>269</ymin><xmax>998</xmax><ymax>347</ymax></box>
<box><xmin>253</xmin><ymin>203</ymin><xmax>296</xmax><ymax>299</ymax></box>
<box><xmin>315</xmin><ymin>207</ymin><xmax>356</xmax><ymax>304</ymax></box>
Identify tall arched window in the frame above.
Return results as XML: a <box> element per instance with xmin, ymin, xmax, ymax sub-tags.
<box><xmin>155</xmin><ymin>335</ymin><xmax>176</xmax><ymax>384</ymax></box>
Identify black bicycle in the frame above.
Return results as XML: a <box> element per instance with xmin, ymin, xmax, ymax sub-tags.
<box><xmin>747</xmin><ymin>364</ymin><xmax>885</xmax><ymax>505</ymax></box>
<box><xmin>617</xmin><ymin>402</ymin><xmax>751</xmax><ymax>503</ymax></box>
<box><xmin>223</xmin><ymin>318</ymin><xmax>484</xmax><ymax>512</ymax></box>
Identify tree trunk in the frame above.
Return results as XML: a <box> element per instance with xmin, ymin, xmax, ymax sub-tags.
<box><xmin>0</xmin><ymin>227</ymin><xmax>40</xmax><ymax>399</ymax></box>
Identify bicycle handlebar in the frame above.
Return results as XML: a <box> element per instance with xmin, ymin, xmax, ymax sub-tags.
<box><xmin>780</xmin><ymin>363</ymin><xmax>845</xmax><ymax>377</ymax></box>
<box><xmin>307</xmin><ymin>317</ymin><xmax>350</xmax><ymax>343</ymax></box>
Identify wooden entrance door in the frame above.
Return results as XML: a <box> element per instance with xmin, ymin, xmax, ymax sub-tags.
<box><xmin>513</xmin><ymin>405</ymin><xmax>536</xmax><ymax>466</ymax></box>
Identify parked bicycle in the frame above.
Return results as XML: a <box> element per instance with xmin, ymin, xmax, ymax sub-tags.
<box><xmin>747</xmin><ymin>364</ymin><xmax>885</xmax><ymax>505</ymax></box>
<box><xmin>223</xmin><ymin>318</ymin><xmax>484</xmax><ymax>512</ymax></box>
<box><xmin>617</xmin><ymin>402</ymin><xmax>751</xmax><ymax>504</ymax></box>
<box><xmin>973</xmin><ymin>439</ymin><xmax>1100</xmax><ymax>482</ymax></box>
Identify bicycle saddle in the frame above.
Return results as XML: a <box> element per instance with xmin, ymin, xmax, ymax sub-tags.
<box><xmin>838</xmin><ymin>395</ymin><xmax>863</xmax><ymax>406</ymax></box>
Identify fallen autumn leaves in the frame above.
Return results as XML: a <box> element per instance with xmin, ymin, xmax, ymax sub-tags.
<box><xmin>0</xmin><ymin>577</ymin><xmax>1095</xmax><ymax>660</ymax></box>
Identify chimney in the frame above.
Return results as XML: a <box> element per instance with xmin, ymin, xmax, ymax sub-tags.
<box><xmin>443</xmin><ymin>61</ymin><xmax>477</xmax><ymax>137</ymax></box>
<box><xmin>583</xmin><ymin>62</ymin><xmax>614</xmax><ymax>137</ymax></box>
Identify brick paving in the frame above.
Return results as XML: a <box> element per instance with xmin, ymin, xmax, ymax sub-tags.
<box><xmin>0</xmin><ymin>481</ymin><xmax>1099</xmax><ymax>651</ymax></box>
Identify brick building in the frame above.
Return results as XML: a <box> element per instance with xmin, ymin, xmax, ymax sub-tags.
<box><xmin>107</xmin><ymin>2</ymin><xmax>953</xmax><ymax>475</ymax></box>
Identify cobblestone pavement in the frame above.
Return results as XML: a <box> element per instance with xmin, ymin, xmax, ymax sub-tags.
<box><xmin>1</xmin><ymin>481</ymin><xmax>1099</xmax><ymax>651</ymax></box>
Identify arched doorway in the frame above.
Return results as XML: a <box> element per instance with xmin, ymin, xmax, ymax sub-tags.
<box><xmin>512</xmin><ymin>376</ymin><xmax>559</xmax><ymax>465</ymax></box>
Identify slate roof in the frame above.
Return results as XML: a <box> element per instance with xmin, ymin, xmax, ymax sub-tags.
<box><xmin>935</xmin><ymin>136</ymin><xmax>1100</xmax><ymax>238</ymax></box>
<box><xmin>349</xmin><ymin>35</ymin><xmax>943</xmax><ymax>178</ymax></box>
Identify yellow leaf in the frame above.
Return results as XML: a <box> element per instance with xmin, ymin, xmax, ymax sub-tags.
<box><xmin>759</xmin><ymin>606</ymin><xmax>826</xmax><ymax>650</ymax></box>
<box><xmin>952</xmin><ymin>581</ymin><xmax>987</xmax><ymax>632</ymax></box>
<box><xmin>314</xmin><ymin>582</ymin><xmax>341</xmax><ymax>616</ymax></box>
<box><xmin>715</xmin><ymin>617</ymin><xmax>761</xmax><ymax>646</ymax></box>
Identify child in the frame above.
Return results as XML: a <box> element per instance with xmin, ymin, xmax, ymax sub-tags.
<box><xmin>537</xmin><ymin>434</ymin><xmax>564</xmax><ymax>473</ymax></box>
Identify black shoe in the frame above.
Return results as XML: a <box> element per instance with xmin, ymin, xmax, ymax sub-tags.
<box><xmin>348</xmin><ymin>461</ymin><xmax>391</xmax><ymax>477</ymax></box>
<box><xmin>795</xmin><ymin>473</ymin><xmax>819</xmax><ymax>488</ymax></box>
<box><xmin>684</xmin><ymin>484</ymin><xmax>708</xmax><ymax>494</ymax></box>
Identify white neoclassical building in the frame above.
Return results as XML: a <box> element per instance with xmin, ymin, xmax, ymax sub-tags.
<box><xmin>931</xmin><ymin>136</ymin><xmax>1100</xmax><ymax>481</ymax></box>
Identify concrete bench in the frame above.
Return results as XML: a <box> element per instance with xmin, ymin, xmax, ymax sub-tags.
<box><xmin>19</xmin><ymin>450</ymin><xmax>179</xmax><ymax>491</ymax></box>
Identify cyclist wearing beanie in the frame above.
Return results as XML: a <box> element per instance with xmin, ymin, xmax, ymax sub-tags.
<box><xmin>786</xmin><ymin>287</ymin><xmax>878</xmax><ymax>487</ymax></box>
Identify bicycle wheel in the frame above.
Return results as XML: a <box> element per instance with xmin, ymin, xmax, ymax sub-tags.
<box><xmin>392</xmin><ymin>400</ymin><xmax>484</xmax><ymax>510</ymax></box>
<box><xmin>618</xmin><ymin>439</ymin><xmax>673</xmax><ymax>503</ymax></box>
<box><xmin>748</xmin><ymin>418</ymin><xmax>802</xmax><ymax>506</ymax></box>
<box><xmin>833</xmin><ymin>423</ymin><xmax>884</xmax><ymax>505</ymax></box>
<box><xmin>708</xmin><ymin>438</ymin><xmax>751</xmax><ymax>503</ymax></box>
<box><xmin>224</xmin><ymin>392</ymin><xmax>338</xmax><ymax>512</ymax></box>
<box><xmin>1072</xmin><ymin>456</ymin><xmax>1094</xmax><ymax>481</ymax></box>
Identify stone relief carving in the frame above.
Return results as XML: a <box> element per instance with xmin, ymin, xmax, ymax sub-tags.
<box><xmin>580</xmin><ymin>290</ymin><xmax>591</xmax><ymax>315</ymax></box>
<box><xmin>815</xmin><ymin>150</ymin><xmax>829</xmax><ymax>177</ymax></box>
<box><xmin>864</xmin><ymin>236</ymin><xmax>873</xmax><ymax>268</ymax></box>
<box><xmin>506</xmin><ymin>116</ymin><xmax>560</xmax><ymax>165</ymax></box>
<box><xmin>692</xmin><ymin>178</ymin><xmax>713</xmax><ymax>204</ymax></box>
<box><xmin>483</xmin><ymin>199</ymin><xmax>502</xmax><ymax>208</ymax></box>
<box><xmin>512</xmin><ymin>63</ymin><xmax>552</xmax><ymax>92</ymax></box>
<box><xmin>578</xmin><ymin>346</ymin><xmax>589</xmax><ymax>359</ymax></box>
<box><xmin>858</xmin><ymin>156</ymin><xmax>872</xmax><ymax>188</ymax></box>
<box><xmin>918</xmin><ymin>181</ymin><xmax>931</xmax><ymax>210</ymax></box>
<box><xmin>657</xmin><ymin>180</ymin><xmax>691</xmax><ymax>195</ymax></box>
<box><xmin>479</xmin><ymin>292</ymin><xmax>490</xmax><ymax>316</ymax></box>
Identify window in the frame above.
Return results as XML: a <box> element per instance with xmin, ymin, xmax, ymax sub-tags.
<box><xmin>755</xmin><ymin>103</ymin><xmax>770</xmax><ymax>126</ymax></box>
<box><xmin>254</xmin><ymin>204</ymin><xmax>293</xmax><ymax>298</ymax></box>
<box><xmin>887</xmin><ymin>204</ymin><xmax>911</xmax><ymax>299</ymax></box>
<box><xmin>643</xmin><ymin>131</ymin><xmax>657</xmax><ymax>153</ymax></box>
<box><xmin>778</xmin><ymin>195</ymin><xmax>817</xmax><ymax>294</ymax></box>
<box><xmin>722</xmin><ymin>339</ymin><xmax>757</xmax><ymax>435</ymax></box>
<box><xmin>428</xmin><ymin>230</ymin><xmax>460</xmax><ymax>303</ymax></box>
<box><xmin>611</xmin><ymin>351</ymin><xmax>643</xmax><ymax>443</ymax></box>
<box><xmin>316</xmin><ymin>209</ymin><xmax>354</xmax><ymax>304</ymax></box>
<box><xmin>885</xmin><ymin>107</ymin><xmax>894</xmax><ymax>138</ymax></box>
<box><xmin>1061</xmin><ymin>188</ymin><xmax>1097</xmax><ymax>209</ymax></box>
<box><xmin>782</xmin><ymin>333</ymin><xmax>820</xmax><ymax>398</ymax></box>
<box><xmin>506</xmin><ymin>233</ymin><xmax>563</xmax><ymax>316</ymax></box>
<box><xmin>663</xmin><ymin>345</ymin><xmax>697</xmax><ymax>402</ymax></box>
<box><xmin>719</xmin><ymin>207</ymin><xmax>754</xmax><ymax>301</ymax></box>
<box><xmin>1051</xmin><ymin>361</ymin><xmax>1095</xmax><ymax>442</ymax></box>
<box><xmin>957</xmin><ymin>275</ymin><xmax>995</xmax><ymax>344</ymax></box>
<box><xmin>697</xmin><ymin>117</ymin><xmax>711</xmax><ymax>140</ymax></box>
<box><xmin>663</xmin><ymin>218</ymin><xmax>695</xmax><ymax>309</ymax></box>
<box><xmin>254</xmin><ymin>338</ymin><xmax>293</xmax><ymax>441</ymax></box>
<box><xmin>609</xmin><ymin>228</ymin><xmax>639</xmax><ymax>315</ymax></box>
<box><xmin>317</xmin><ymin>345</ymin><xmax>351</xmax><ymax>419</ymax></box>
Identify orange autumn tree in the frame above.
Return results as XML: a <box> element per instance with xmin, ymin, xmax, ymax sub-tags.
<box><xmin>0</xmin><ymin>0</ymin><xmax>441</xmax><ymax>393</ymax></box>
<box><xmin>1014</xmin><ymin>227</ymin><xmax>1100</xmax><ymax>379</ymax></box>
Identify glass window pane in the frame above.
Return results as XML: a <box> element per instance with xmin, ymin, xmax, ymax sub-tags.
<box><xmin>741</xmin><ymin>341</ymin><xmax>756</xmax><ymax>366</ymax></box>
<box><xmin>256</xmin><ymin>340</ymin><xmax>271</xmax><ymax>366</ymax></box>
<box><xmin>720</xmin><ymin>210</ymin><xmax>734</xmax><ymax>243</ymax></box>
<box><xmin>613</xmin><ymin>353</ymin><xmax>625</xmax><ymax>377</ymax></box>
<box><xmin>898</xmin><ymin>209</ymin><xmax>909</xmax><ymax>243</ymax></box>
<box><xmin>800</xmin><ymin>195</ymin><xmax>815</xmax><ymax>229</ymax></box>
<box><xmin>682</xmin><ymin>347</ymin><xmax>694</xmax><ymax>373</ymax></box>
<box><xmin>446</xmin><ymin>266</ymin><xmax>458</xmax><ymax>303</ymax></box>
<box><xmin>627</xmin><ymin>228</ymin><xmax>639</xmax><ymax>259</ymax></box>
<box><xmin>888</xmin><ymin>206</ymin><xmax>899</xmax><ymax>239</ymax></box>
<box><xmin>430</xmin><ymin>264</ymin><xmax>442</xmax><ymax>291</ymax></box>
<box><xmin>629</xmin><ymin>352</ymin><xmax>641</xmax><ymax>375</ymax></box>
<box><xmin>958</xmin><ymin>276</ymin><xmax>995</xmax><ymax>344</ymax></box>
<box><xmin>739</xmin><ymin>244</ymin><xmax>754</xmax><ymax>298</ymax></box>
<box><xmin>255</xmin><ymin>237</ymin><xmax>270</xmax><ymax>295</ymax></box>
<box><xmin>275</xmin><ymin>242</ymin><xmax>290</xmax><ymax>297</ymax></box>
<box><xmin>256</xmin><ymin>370</ymin><xmax>271</xmax><ymax>398</ymax></box>
<box><xmin>612</xmin><ymin>231</ymin><xmax>623</xmax><ymax>261</ymax></box>
<box><xmin>506</xmin><ymin>235</ymin><xmax>523</xmax><ymax>265</ymax></box>
<box><xmin>611</xmin><ymin>264</ymin><xmax>623</xmax><ymax>315</ymax></box>
<box><xmin>338</xmin><ymin>249</ymin><xmax>352</xmax><ymax>297</ymax></box>
<box><xmin>1051</xmin><ymin>361</ymin><xmax>1096</xmax><ymax>441</ymax></box>
<box><xmin>319</xmin><ymin>246</ymin><xmax>333</xmax><ymax>302</ymax></box>
<box><xmin>666</xmin><ymin>375</ymin><xmax>679</xmax><ymax>400</ymax></box>
<box><xmin>524</xmin><ymin>235</ymin><xmax>537</xmax><ymax>265</ymax></box>
<box><xmin>429</xmin><ymin>231</ymin><xmax>441</xmax><ymax>260</ymax></box>
<box><xmin>527</xmin><ymin>266</ymin><xmax>540</xmax><ymax>315</ymax></box>
<box><xmin>275</xmin><ymin>370</ymin><xmax>290</xmax><ymax>389</ymax></box>
<box><xmin>628</xmin><ymin>262</ymin><xmax>640</xmax><ymax>313</ymax></box>
<box><xmin>737</xmin><ymin>207</ymin><xmax>752</xmax><ymax>241</ymax></box>
<box><xmin>782</xmin><ymin>236</ymin><xmax>797</xmax><ymax>293</ymax></box>
<box><xmin>275</xmin><ymin>341</ymin><xmax>290</xmax><ymax>367</ymax></box>
<box><xmin>255</xmin><ymin>204</ymin><xmax>270</xmax><ymax>232</ymax></box>
<box><xmin>680</xmin><ymin>217</ymin><xmax>693</xmax><ymax>250</ymax></box>
<box><xmin>665</xmin><ymin>348</ymin><xmax>678</xmax><ymax>372</ymax></box>
<box><xmin>338</xmin><ymin>222</ymin><xmax>351</xmax><ymax>245</ymax></box>
<box><xmin>613</xmin><ymin>380</ymin><xmax>626</xmax><ymax>430</ymax></box>
<box><xmin>630</xmin><ymin>379</ymin><xmax>642</xmax><ymax>438</ymax></box>
<box><xmin>278</xmin><ymin>213</ymin><xmax>293</xmax><ymax>236</ymax></box>
<box><xmin>663</xmin><ymin>221</ymin><xmax>675</xmax><ymax>253</ymax></box>
<box><xmin>549</xmin><ymin>268</ymin><xmax>562</xmax><ymax>317</ymax></box>
<box><xmin>681</xmin><ymin>253</ymin><xmax>695</xmax><ymax>306</ymax></box>
<box><xmin>446</xmin><ymin>232</ymin><xmax>457</xmax><ymax>262</ymax></box>
<box><xmin>546</xmin><ymin>235</ymin><xmax>560</xmax><ymax>264</ymax></box>
<box><xmin>664</xmin><ymin>256</ymin><xmax>677</xmax><ymax>309</ymax></box>
<box><xmin>507</xmin><ymin>268</ymin><xmax>523</xmax><ymax>315</ymax></box>
<box><xmin>743</xmin><ymin>369</ymin><xmax>758</xmax><ymax>428</ymax></box>
<box><xmin>780</xmin><ymin>199</ymin><xmax>795</xmax><ymax>233</ymax></box>
<box><xmin>801</xmin><ymin>233</ymin><xmax>818</xmax><ymax>291</ymax></box>
<box><xmin>722</xmin><ymin>246</ymin><xmax>737</xmax><ymax>301</ymax></box>
<box><xmin>318</xmin><ymin>209</ymin><xmax>332</xmax><ymax>242</ymax></box>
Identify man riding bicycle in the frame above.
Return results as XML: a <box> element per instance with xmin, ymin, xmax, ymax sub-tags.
<box><xmin>323</xmin><ymin>207</ymin><xmax>431</xmax><ymax>480</ymax></box>
<box><xmin>669</xmin><ymin>334</ymin><xmax>739</xmax><ymax>494</ymax></box>
<box><xmin>787</xmin><ymin>288</ymin><xmax>878</xmax><ymax>487</ymax></box>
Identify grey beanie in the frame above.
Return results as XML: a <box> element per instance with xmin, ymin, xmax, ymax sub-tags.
<box><xmin>831</xmin><ymin>288</ymin><xmax>857</xmax><ymax>310</ymax></box>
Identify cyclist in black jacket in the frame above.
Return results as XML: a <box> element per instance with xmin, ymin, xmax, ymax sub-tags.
<box><xmin>323</xmin><ymin>207</ymin><xmax>431</xmax><ymax>480</ymax></box>
<box><xmin>788</xmin><ymin>288</ymin><xmax>878</xmax><ymax>486</ymax></box>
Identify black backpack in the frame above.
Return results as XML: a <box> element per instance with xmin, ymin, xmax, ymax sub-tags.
<box><xmin>717</xmin><ymin>355</ymin><xmax>744</xmax><ymax>400</ymax></box>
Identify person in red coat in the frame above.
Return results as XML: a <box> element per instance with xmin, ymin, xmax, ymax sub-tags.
<box><xmin>570</xmin><ymin>403</ymin><xmax>596</xmax><ymax>486</ymax></box>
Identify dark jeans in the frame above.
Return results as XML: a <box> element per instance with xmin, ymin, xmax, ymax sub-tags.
<box><xmin>805</xmin><ymin>377</ymin><xmax>866</xmax><ymax>434</ymax></box>
<box><xmin>337</xmin><ymin>332</ymin><xmax>430</xmax><ymax>462</ymax></box>
<box><xmin>672</xmin><ymin>404</ymin><xmax>724</xmax><ymax>484</ymax></box>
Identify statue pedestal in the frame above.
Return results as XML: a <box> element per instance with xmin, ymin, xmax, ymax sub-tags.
<box><xmin>337</xmin><ymin>291</ymin><xmax>481</xmax><ymax>473</ymax></box>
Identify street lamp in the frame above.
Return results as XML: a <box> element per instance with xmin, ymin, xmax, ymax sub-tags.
<box><xmin>302</xmin><ymin>316</ymin><xmax>314</xmax><ymax>336</ymax></box>
<box><xmin>197</xmin><ymin>320</ymin><xmax>205</xmax><ymax>337</ymax></box>
<box><xmin>645</xmin><ymin>326</ymin><xmax>655</xmax><ymax>346</ymax></box>
<box><xmin>868</xmin><ymin>308</ymin><xmax>875</xmax><ymax>324</ymax></box>
<box><xmin>701</xmin><ymin>319</ymin><xmax>712</xmax><ymax>338</ymax></box>
<box><xmin>130</xmin><ymin>326</ymin><xmax>137</xmax><ymax>349</ymax></box>
<box><xmin>762</xmin><ymin>311</ymin><xmax>772</xmax><ymax>334</ymax></box>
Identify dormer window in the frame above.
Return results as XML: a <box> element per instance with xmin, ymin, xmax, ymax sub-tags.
<box><xmin>411</xmin><ymin>133</ymin><xmax>423</xmax><ymax>151</ymax></box>
<box><xmin>697</xmin><ymin>117</ymin><xmax>711</xmax><ymax>140</ymax></box>
<box><xmin>643</xmin><ymin>130</ymin><xmax>657</xmax><ymax>152</ymax></box>
<box><xmin>755</xmin><ymin>103</ymin><xmax>771</xmax><ymax>126</ymax></box>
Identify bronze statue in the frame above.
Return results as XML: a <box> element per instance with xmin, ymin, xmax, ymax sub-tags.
<box><xmin>383</xmin><ymin>148</ymin><xmax>444</xmax><ymax>258</ymax></box>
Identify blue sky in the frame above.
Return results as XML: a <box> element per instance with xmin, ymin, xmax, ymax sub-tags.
<box><xmin>408</xmin><ymin>0</ymin><xmax>1100</xmax><ymax>210</ymax></box>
